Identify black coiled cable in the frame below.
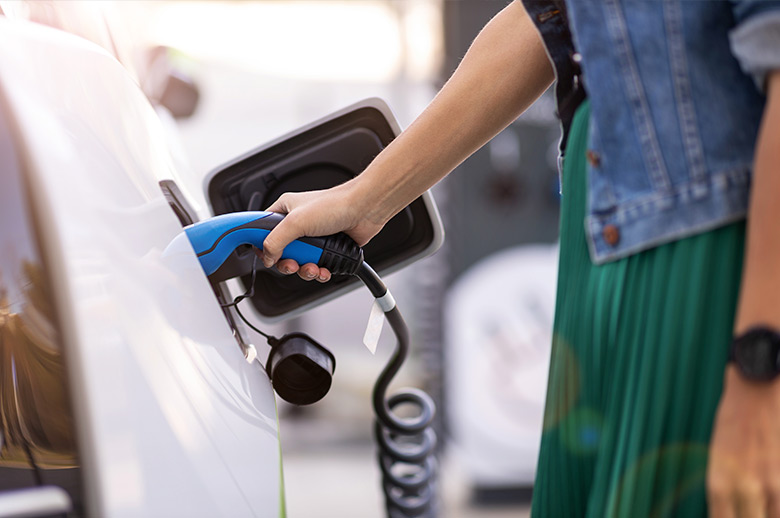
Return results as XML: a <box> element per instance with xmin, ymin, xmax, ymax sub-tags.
<box><xmin>357</xmin><ymin>264</ymin><xmax>438</xmax><ymax>518</ymax></box>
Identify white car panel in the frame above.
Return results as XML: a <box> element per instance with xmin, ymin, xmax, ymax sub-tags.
<box><xmin>0</xmin><ymin>18</ymin><xmax>281</xmax><ymax>517</ymax></box>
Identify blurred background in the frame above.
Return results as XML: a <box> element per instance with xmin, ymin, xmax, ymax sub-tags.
<box><xmin>1</xmin><ymin>1</ymin><xmax>563</xmax><ymax>516</ymax></box>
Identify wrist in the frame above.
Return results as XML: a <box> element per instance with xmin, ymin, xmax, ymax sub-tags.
<box><xmin>336</xmin><ymin>172</ymin><xmax>391</xmax><ymax>229</ymax></box>
<box><xmin>724</xmin><ymin>363</ymin><xmax>780</xmax><ymax>398</ymax></box>
<box><xmin>348</xmin><ymin>163</ymin><xmax>409</xmax><ymax>228</ymax></box>
<box><xmin>729</xmin><ymin>325</ymin><xmax>780</xmax><ymax>382</ymax></box>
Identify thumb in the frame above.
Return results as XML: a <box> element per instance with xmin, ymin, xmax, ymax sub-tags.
<box><xmin>262</xmin><ymin>192</ymin><xmax>300</xmax><ymax>267</ymax></box>
<box><xmin>265</xmin><ymin>195</ymin><xmax>291</xmax><ymax>214</ymax></box>
<box><xmin>261</xmin><ymin>216</ymin><xmax>301</xmax><ymax>268</ymax></box>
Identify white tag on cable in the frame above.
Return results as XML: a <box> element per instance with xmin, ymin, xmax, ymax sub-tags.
<box><xmin>363</xmin><ymin>300</ymin><xmax>384</xmax><ymax>355</ymax></box>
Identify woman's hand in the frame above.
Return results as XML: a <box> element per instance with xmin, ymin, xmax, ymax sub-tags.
<box><xmin>708</xmin><ymin>367</ymin><xmax>780</xmax><ymax>517</ymax></box>
<box><xmin>260</xmin><ymin>181</ymin><xmax>385</xmax><ymax>282</ymax></box>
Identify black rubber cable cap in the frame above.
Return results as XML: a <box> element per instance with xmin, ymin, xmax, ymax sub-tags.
<box><xmin>265</xmin><ymin>333</ymin><xmax>336</xmax><ymax>405</ymax></box>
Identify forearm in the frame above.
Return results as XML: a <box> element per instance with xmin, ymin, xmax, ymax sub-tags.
<box><xmin>734</xmin><ymin>70</ymin><xmax>780</xmax><ymax>335</ymax></box>
<box><xmin>351</xmin><ymin>0</ymin><xmax>554</xmax><ymax>225</ymax></box>
<box><xmin>261</xmin><ymin>1</ymin><xmax>553</xmax><ymax>269</ymax></box>
<box><xmin>705</xmin><ymin>74</ymin><xmax>780</xmax><ymax>518</ymax></box>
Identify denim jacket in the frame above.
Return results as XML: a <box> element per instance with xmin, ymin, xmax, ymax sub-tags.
<box><xmin>522</xmin><ymin>0</ymin><xmax>780</xmax><ymax>264</ymax></box>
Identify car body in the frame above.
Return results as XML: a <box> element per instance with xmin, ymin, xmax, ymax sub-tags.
<box><xmin>0</xmin><ymin>16</ymin><xmax>283</xmax><ymax>517</ymax></box>
<box><xmin>0</xmin><ymin>14</ymin><xmax>443</xmax><ymax>517</ymax></box>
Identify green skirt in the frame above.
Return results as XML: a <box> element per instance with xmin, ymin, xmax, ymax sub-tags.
<box><xmin>530</xmin><ymin>101</ymin><xmax>745</xmax><ymax>518</ymax></box>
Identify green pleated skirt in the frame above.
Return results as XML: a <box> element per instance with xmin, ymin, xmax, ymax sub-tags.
<box><xmin>531</xmin><ymin>101</ymin><xmax>746</xmax><ymax>517</ymax></box>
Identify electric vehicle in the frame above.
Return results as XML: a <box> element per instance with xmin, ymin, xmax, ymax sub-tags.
<box><xmin>0</xmin><ymin>15</ymin><xmax>442</xmax><ymax>518</ymax></box>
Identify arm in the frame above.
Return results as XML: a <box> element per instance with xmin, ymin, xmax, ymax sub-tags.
<box><xmin>261</xmin><ymin>0</ymin><xmax>554</xmax><ymax>281</ymax></box>
<box><xmin>708</xmin><ymin>71</ymin><xmax>780</xmax><ymax>518</ymax></box>
<box><xmin>733</xmin><ymin>72</ymin><xmax>780</xmax><ymax>334</ymax></box>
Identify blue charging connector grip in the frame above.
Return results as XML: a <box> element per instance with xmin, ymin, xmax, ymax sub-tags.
<box><xmin>184</xmin><ymin>211</ymin><xmax>363</xmax><ymax>277</ymax></box>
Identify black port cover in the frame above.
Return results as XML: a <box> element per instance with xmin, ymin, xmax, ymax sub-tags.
<box><xmin>205</xmin><ymin>99</ymin><xmax>442</xmax><ymax>321</ymax></box>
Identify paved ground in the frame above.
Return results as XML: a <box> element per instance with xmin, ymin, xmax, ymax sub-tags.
<box><xmin>283</xmin><ymin>444</ymin><xmax>530</xmax><ymax>518</ymax></box>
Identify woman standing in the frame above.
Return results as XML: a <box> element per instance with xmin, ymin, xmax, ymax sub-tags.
<box><xmin>261</xmin><ymin>2</ymin><xmax>780</xmax><ymax>516</ymax></box>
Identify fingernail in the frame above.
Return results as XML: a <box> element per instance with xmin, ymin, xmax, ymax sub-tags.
<box><xmin>281</xmin><ymin>266</ymin><xmax>292</xmax><ymax>275</ymax></box>
<box><xmin>262</xmin><ymin>253</ymin><xmax>273</xmax><ymax>268</ymax></box>
<box><xmin>318</xmin><ymin>275</ymin><xmax>327</xmax><ymax>282</ymax></box>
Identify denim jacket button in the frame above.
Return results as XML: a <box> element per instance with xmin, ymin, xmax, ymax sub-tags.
<box><xmin>603</xmin><ymin>224</ymin><xmax>620</xmax><ymax>246</ymax></box>
<box><xmin>586</xmin><ymin>150</ymin><xmax>601</xmax><ymax>167</ymax></box>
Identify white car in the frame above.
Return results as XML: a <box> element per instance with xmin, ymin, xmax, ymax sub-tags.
<box><xmin>0</xmin><ymin>16</ymin><xmax>441</xmax><ymax>518</ymax></box>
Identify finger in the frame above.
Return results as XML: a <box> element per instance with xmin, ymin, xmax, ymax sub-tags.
<box><xmin>709</xmin><ymin>499</ymin><xmax>737</xmax><ymax>518</ymax></box>
<box><xmin>315</xmin><ymin>267</ymin><xmax>331</xmax><ymax>283</ymax></box>
<box><xmin>275</xmin><ymin>259</ymin><xmax>299</xmax><ymax>275</ymax></box>
<box><xmin>737</xmin><ymin>484</ymin><xmax>766</xmax><ymax>518</ymax></box>
<box><xmin>297</xmin><ymin>263</ymin><xmax>320</xmax><ymax>281</ymax></box>
<box><xmin>769</xmin><ymin>492</ymin><xmax>780</xmax><ymax>518</ymax></box>
<box><xmin>262</xmin><ymin>217</ymin><xmax>301</xmax><ymax>268</ymax></box>
<box><xmin>767</xmin><ymin>475</ymin><xmax>780</xmax><ymax>518</ymax></box>
<box><xmin>708</xmin><ymin>483</ymin><xmax>736</xmax><ymax>518</ymax></box>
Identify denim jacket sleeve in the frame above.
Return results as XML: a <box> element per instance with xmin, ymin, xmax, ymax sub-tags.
<box><xmin>521</xmin><ymin>0</ymin><xmax>585</xmax><ymax>153</ymax></box>
<box><xmin>729</xmin><ymin>1</ymin><xmax>780</xmax><ymax>91</ymax></box>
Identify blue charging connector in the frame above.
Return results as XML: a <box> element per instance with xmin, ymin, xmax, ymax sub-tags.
<box><xmin>184</xmin><ymin>211</ymin><xmax>363</xmax><ymax>277</ymax></box>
